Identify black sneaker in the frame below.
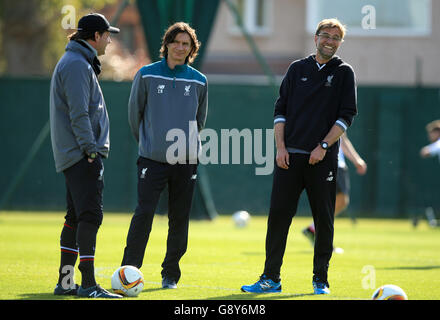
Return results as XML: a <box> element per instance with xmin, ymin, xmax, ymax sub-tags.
<box><xmin>54</xmin><ymin>283</ymin><xmax>79</xmax><ymax>296</ymax></box>
<box><xmin>77</xmin><ymin>284</ymin><xmax>122</xmax><ymax>298</ymax></box>
<box><xmin>162</xmin><ymin>278</ymin><xmax>177</xmax><ymax>289</ymax></box>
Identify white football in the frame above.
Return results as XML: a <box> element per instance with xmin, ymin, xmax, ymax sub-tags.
<box><xmin>232</xmin><ymin>210</ymin><xmax>250</xmax><ymax>228</ymax></box>
<box><xmin>371</xmin><ymin>284</ymin><xmax>408</xmax><ymax>300</ymax></box>
<box><xmin>111</xmin><ymin>265</ymin><xmax>144</xmax><ymax>297</ymax></box>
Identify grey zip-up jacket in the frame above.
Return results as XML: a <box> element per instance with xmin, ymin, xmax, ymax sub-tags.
<box><xmin>50</xmin><ymin>40</ymin><xmax>110</xmax><ymax>173</ymax></box>
<box><xmin>128</xmin><ymin>58</ymin><xmax>208</xmax><ymax>164</ymax></box>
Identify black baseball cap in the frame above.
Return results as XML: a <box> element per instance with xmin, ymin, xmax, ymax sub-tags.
<box><xmin>77</xmin><ymin>13</ymin><xmax>120</xmax><ymax>34</ymax></box>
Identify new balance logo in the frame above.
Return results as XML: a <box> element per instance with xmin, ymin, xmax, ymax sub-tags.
<box><xmin>326</xmin><ymin>171</ymin><xmax>334</xmax><ymax>181</ymax></box>
<box><xmin>140</xmin><ymin>168</ymin><xmax>148</xmax><ymax>179</ymax></box>
<box><xmin>259</xmin><ymin>281</ymin><xmax>274</xmax><ymax>291</ymax></box>
<box><xmin>157</xmin><ymin>84</ymin><xmax>165</xmax><ymax>93</ymax></box>
<box><xmin>89</xmin><ymin>290</ymin><xmax>99</xmax><ymax>298</ymax></box>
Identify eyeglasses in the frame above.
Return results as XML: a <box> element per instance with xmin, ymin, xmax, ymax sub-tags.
<box><xmin>317</xmin><ymin>33</ymin><xmax>343</xmax><ymax>42</ymax></box>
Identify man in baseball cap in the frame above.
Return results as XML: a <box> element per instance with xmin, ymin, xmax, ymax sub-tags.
<box><xmin>50</xmin><ymin>13</ymin><xmax>121</xmax><ymax>298</ymax></box>
<box><xmin>64</xmin><ymin>12</ymin><xmax>119</xmax><ymax>73</ymax></box>
<box><xmin>77</xmin><ymin>13</ymin><xmax>120</xmax><ymax>34</ymax></box>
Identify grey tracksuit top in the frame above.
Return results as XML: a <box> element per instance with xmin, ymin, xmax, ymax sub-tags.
<box><xmin>128</xmin><ymin>58</ymin><xmax>208</xmax><ymax>164</ymax></box>
<box><xmin>49</xmin><ymin>40</ymin><xmax>110</xmax><ymax>173</ymax></box>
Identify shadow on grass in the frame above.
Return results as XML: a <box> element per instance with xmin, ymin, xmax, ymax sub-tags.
<box><xmin>207</xmin><ymin>292</ymin><xmax>315</xmax><ymax>300</ymax></box>
<box><xmin>379</xmin><ymin>265</ymin><xmax>440</xmax><ymax>271</ymax></box>
<box><xmin>142</xmin><ymin>287</ymin><xmax>164</xmax><ymax>294</ymax></box>
<box><xmin>16</xmin><ymin>288</ymin><xmax>165</xmax><ymax>300</ymax></box>
<box><xmin>15</xmin><ymin>290</ymin><xmax>317</xmax><ymax>301</ymax></box>
<box><xmin>17</xmin><ymin>293</ymin><xmax>73</xmax><ymax>300</ymax></box>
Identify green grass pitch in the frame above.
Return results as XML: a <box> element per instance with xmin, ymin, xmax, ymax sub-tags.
<box><xmin>0</xmin><ymin>211</ymin><xmax>439</xmax><ymax>300</ymax></box>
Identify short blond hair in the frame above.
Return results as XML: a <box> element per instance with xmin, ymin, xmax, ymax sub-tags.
<box><xmin>426</xmin><ymin>120</ymin><xmax>440</xmax><ymax>133</ymax></box>
<box><xmin>315</xmin><ymin>18</ymin><xmax>347</xmax><ymax>39</ymax></box>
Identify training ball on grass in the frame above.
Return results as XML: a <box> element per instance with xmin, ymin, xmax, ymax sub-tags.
<box><xmin>111</xmin><ymin>265</ymin><xmax>144</xmax><ymax>297</ymax></box>
<box><xmin>371</xmin><ymin>284</ymin><xmax>408</xmax><ymax>300</ymax></box>
<box><xmin>232</xmin><ymin>210</ymin><xmax>250</xmax><ymax>228</ymax></box>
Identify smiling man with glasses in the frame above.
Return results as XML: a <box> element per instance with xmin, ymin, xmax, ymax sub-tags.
<box><xmin>241</xmin><ymin>18</ymin><xmax>357</xmax><ymax>295</ymax></box>
<box><xmin>315</xmin><ymin>20</ymin><xmax>345</xmax><ymax>64</ymax></box>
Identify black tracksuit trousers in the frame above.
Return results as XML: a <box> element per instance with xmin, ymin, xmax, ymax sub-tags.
<box><xmin>263</xmin><ymin>149</ymin><xmax>338</xmax><ymax>284</ymax></box>
<box><xmin>121</xmin><ymin>157</ymin><xmax>197</xmax><ymax>283</ymax></box>
<box><xmin>60</xmin><ymin>156</ymin><xmax>104</xmax><ymax>288</ymax></box>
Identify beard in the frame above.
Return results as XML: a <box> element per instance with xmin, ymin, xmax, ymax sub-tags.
<box><xmin>317</xmin><ymin>45</ymin><xmax>336</xmax><ymax>61</ymax></box>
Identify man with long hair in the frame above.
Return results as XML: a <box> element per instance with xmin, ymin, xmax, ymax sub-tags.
<box><xmin>121</xmin><ymin>22</ymin><xmax>208</xmax><ymax>289</ymax></box>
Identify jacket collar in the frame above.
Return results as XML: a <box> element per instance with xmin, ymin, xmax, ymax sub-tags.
<box><xmin>308</xmin><ymin>54</ymin><xmax>343</xmax><ymax>69</ymax></box>
<box><xmin>66</xmin><ymin>40</ymin><xmax>96</xmax><ymax>63</ymax></box>
<box><xmin>66</xmin><ymin>40</ymin><xmax>101</xmax><ymax>76</ymax></box>
<box><xmin>160</xmin><ymin>57</ymin><xmax>187</xmax><ymax>75</ymax></box>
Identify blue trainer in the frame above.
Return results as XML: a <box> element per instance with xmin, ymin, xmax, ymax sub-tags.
<box><xmin>241</xmin><ymin>275</ymin><xmax>281</xmax><ymax>293</ymax></box>
<box><xmin>312</xmin><ymin>279</ymin><xmax>330</xmax><ymax>294</ymax></box>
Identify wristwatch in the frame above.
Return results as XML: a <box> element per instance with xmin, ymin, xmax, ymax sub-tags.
<box><xmin>320</xmin><ymin>141</ymin><xmax>329</xmax><ymax>150</ymax></box>
<box><xmin>88</xmin><ymin>152</ymin><xmax>97</xmax><ymax>159</ymax></box>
